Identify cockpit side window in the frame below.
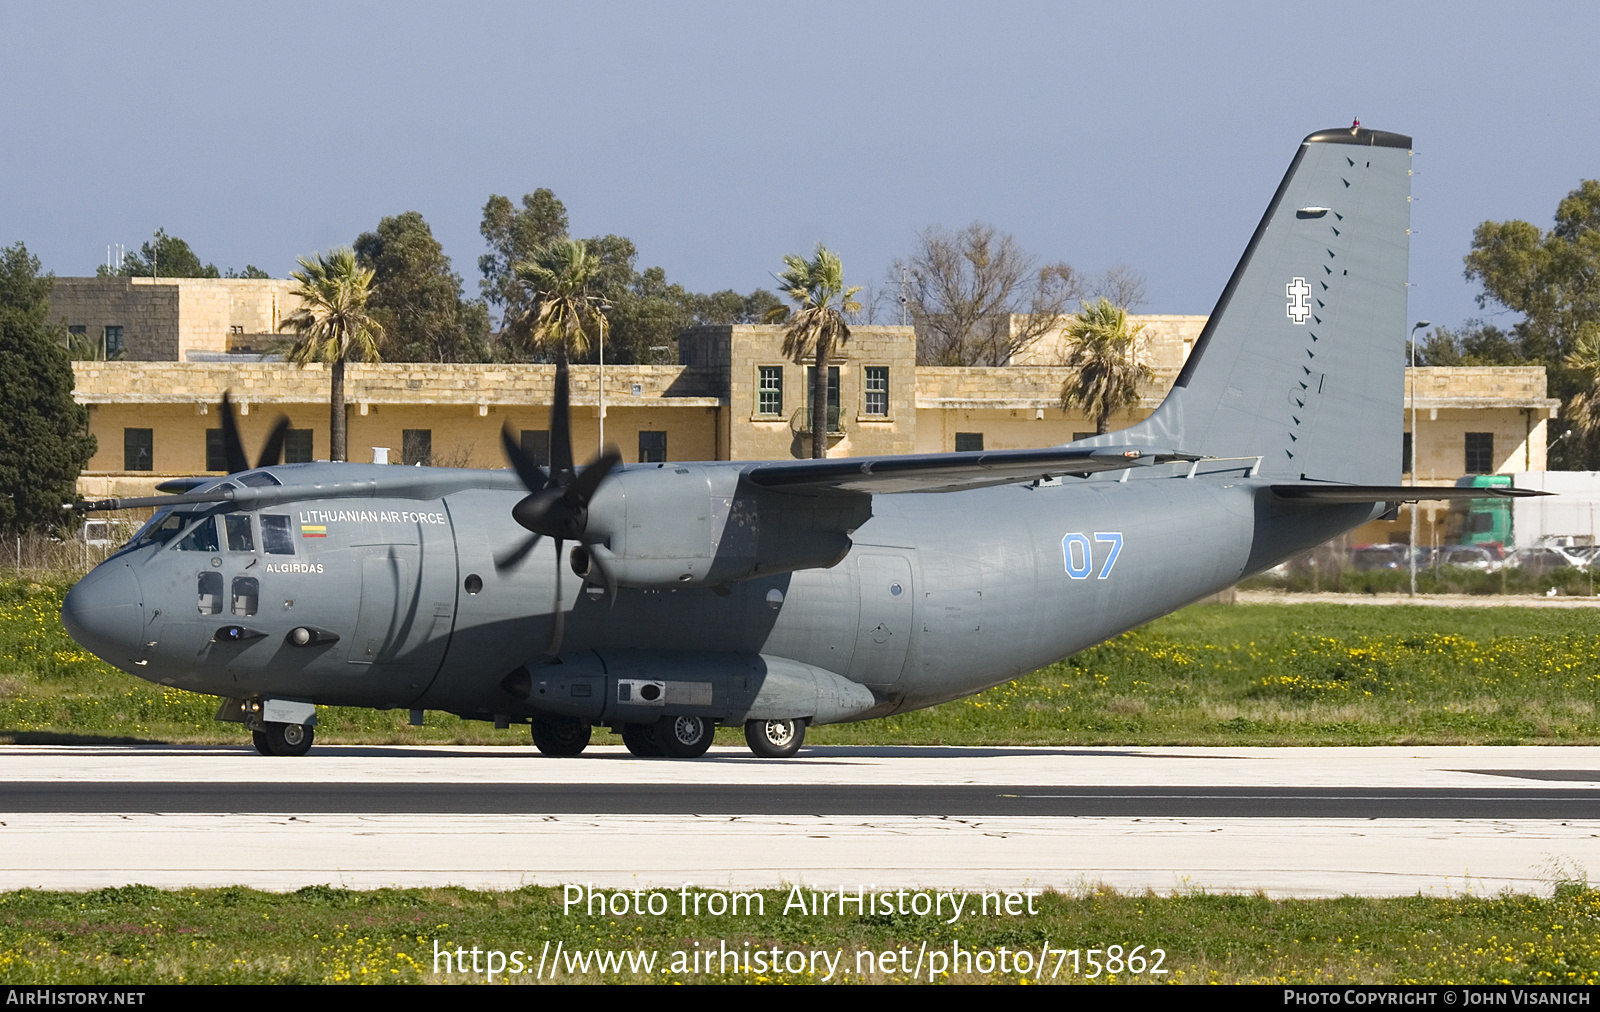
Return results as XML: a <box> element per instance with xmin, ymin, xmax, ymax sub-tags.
<box><xmin>175</xmin><ymin>516</ymin><xmax>220</xmax><ymax>552</ymax></box>
<box><xmin>261</xmin><ymin>515</ymin><xmax>295</xmax><ymax>555</ymax></box>
<box><xmin>224</xmin><ymin>514</ymin><xmax>255</xmax><ymax>552</ymax></box>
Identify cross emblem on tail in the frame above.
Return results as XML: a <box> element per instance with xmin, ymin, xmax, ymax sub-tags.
<box><xmin>1286</xmin><ymin>277</ymin><xmax>1311</xmax><ymax>324</ymax></box>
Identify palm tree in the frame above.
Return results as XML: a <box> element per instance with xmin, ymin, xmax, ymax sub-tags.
<box><xmin>1059</xmin><ymin>298</ymin><xmax>1153</xmax><ymax>435</ymax></box>
<box><xmin>509</xmin><ymin>239</ymin><xmax>609</xmax><ymax>366</ymax></box>
<box><xmin>1563</xmin><ymin>322</ymin><xmax>1600</xmax><ymax>452</ymax></box>
<box><xmin>279</xmin><ymin>247</ymin><xmax>382</xmax><ymax>462</ymax></box>
<box><xmin>767</xmin><ymin>245</ymin><xmax>862</xmax><ymax>458</ymax></box>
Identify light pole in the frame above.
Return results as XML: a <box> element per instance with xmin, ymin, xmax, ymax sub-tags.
<box><xmin>1408</xmin><ymin>319</ymin><xmax>1431</xmax><ymax>596</ymax></box>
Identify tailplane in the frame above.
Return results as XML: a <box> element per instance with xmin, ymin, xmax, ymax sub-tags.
<box><xmin>1115</xmin><ymin>126</ymin><xmax>1412</xmax><ymax>484</ymax></box>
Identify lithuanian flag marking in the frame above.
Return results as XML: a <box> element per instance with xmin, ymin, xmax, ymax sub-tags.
<box><xmin>301</xmin><ymin>525</ymin><xmax>327</xmax><ymax>538</ymax></box>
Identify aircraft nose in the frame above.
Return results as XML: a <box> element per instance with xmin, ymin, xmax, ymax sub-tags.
<box><xmin>61</xmin><ymin>562</ymin><xmax>145</xmax><ymax>664</ymax></box>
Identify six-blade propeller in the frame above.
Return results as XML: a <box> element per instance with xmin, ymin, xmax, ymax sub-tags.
<box><xmin>495</xmin><ymin>360</ymin><xmax>621</xmax><ymax>656</ymax></box>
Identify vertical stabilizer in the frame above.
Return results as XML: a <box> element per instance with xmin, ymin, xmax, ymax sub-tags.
<box><xmin>1116</xmin><ymin>127</ymin><xmax>1412</xmax><ymax>484</ymax></box>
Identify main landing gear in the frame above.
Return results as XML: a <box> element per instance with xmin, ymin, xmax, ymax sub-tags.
<box><xmin>744</xmin><ymin>718</ymin><xmax>805</xmax><ymax>758</ymax></box>
<box><xmin>252</xmin><ymin>722</ymin><xmax>314</xmax><ymax>757</ymax></box>
<box><xmin>611</xmin><ymin>716</ymin><xmax>809</xmax><ymax>759</ymax></box>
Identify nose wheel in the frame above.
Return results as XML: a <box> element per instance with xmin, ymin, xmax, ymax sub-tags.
<box><xmin>252</xmin><ymin>722</ymin><xmax>314</xmax><ymax>757</ymax></box>
<box><xmin>531</xmin><ymin>716</ymin><xmax>591</xmax><ymax>757</ymax></box>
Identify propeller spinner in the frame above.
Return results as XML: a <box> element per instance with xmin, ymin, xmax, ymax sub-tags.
<box><xmin>495</xmin><ymin>360</ymin><xmax>621</xmax><ymax>655</ymax></box>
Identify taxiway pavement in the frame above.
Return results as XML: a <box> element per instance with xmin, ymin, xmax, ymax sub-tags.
<box><xmin>3</xmin><ymin>744</ymin><xmax>1598</xmax><ymax>897</ymax></box>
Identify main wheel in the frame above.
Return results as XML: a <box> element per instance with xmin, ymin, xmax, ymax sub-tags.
<box><xmin>531</xmin><ymin>717</ymin><xmax>591</xmax><ymax>757</ymax></box>
<box><xmin>620</xmin><ymin>722</ymin><xmax>663</xmax><ymax>757</ymax></box>
<box><xmin>744</xmin><ymin>718</ymin><xmax>805</xmax><ymax>759</ymax></box>
<box><xmin>658</xmin><ymin>715</ymin><xmax>714</xmax><ymax>759</ymax></box>
<box><xmin>260</xmin><ymin>722</ymin><xmax>314</xmax><ymax>757</ymax></box>
<box><xmin>252</xmin><ymin>730</ymin><xmax>274</xmax><ymax>756</ymax></box>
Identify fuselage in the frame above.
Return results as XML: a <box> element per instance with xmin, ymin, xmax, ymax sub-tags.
<box><xmin>62</xmin><ymin>460</ymin><xmax>1374</xmax><ymax>726</ymax></box>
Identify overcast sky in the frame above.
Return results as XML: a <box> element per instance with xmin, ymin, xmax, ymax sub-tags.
<box><xmin>2</xmin><ymin>2</ymin><xmax>1595</xmax><ymax>332</ymax></box>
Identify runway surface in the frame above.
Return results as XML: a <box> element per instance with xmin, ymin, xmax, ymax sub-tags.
<box><xmin>4</xmin><ymin>743</ymin><xmax>1600</xmax><ymax>897</ymax></box>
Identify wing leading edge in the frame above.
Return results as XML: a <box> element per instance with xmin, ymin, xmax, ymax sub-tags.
<box><xmin>744</xmin><ymin>445</ymin><xmax>1201</xmax><ymax>496</ymax></box>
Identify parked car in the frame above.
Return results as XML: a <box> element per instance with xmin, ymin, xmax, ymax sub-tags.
<box><xmin>1350</xmin><ymin>544</ymin><xmax>1410</xmax><ymax>571</ymax></box>
<box><xmin>1436</xmin><ymin>545</ymin><xmax>1497</xmax><ymax>571</ymax></box>
<box><xmin>1506</xmin><ymin>546</ymin><xmax>1581</xmax><ymax>576</ymax></box>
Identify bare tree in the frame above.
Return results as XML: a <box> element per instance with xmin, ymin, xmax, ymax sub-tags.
<box><xmin>894</xmin><ymin>223</ymin><xmax>1081</xmax><ymax>365</ymax></box>
<box><xmin>1087</xmin><ymin>262</ymin><xmax>1148</xmax><ymax>310</ymax></box>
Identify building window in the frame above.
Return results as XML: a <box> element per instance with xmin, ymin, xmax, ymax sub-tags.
<box><xmin>205</xmin><ymin>429</ymin><xmax>228</xmax><ymax>472</ymax></box>
<box><xmin>956</xmin><ymin>432</ymin><xmax>984</xmax><ymax>452</ymax></box>
<box><xmin>103</xmin><ymin>326</ymin><xmax>123</xmax><ymax>357</ymax></box>
<box><xmin>285</xmin><ymin>429</ymin><xmax>313</xmax><ymax>464</ymax></box>
<box><xmin>864</xmin><ymin>367</ymin><xmax>888</xmax><ymax>416</ymax></box>
<box><xmin>1402</xmin><ymin>432</ymin><xmax>1413</xmax><ymax>474</ymax></box>
<box><xmin>758</xmin><ymin>366</ymin><xmax>783</xmax><ymax>416</ymax></box>
<box><xmin>1465</xmin><ymin>432</ymin><xmax>1494</xmax><ymax>474</ymax></box>
<box><xmin>520</xmin><ymin>430</ymin><xmax>550</xmax><ymax>466</ymax></box>
<box><xmin>403</xmin><ymin>429</ymin><xmax>432</xmax><ymax>467</ymax></box>
<box><xmin>639</xmin><ymin>431</ymin><xmax>667</xmax><ymax>463</ymax></box>
<box><xmin>1073</xmin><ymin>431</ymin><xmax>1096</xmax><ymax>442</ymax></box>
<box><xmin>124</xmin><ymin>428</ymin><xmax>153</xmax><ymax>471</ymax></box>
<box><xmin>805</xmin><ymin>366</ymin><xmax>841</xmax><ymax>433</ymax></box>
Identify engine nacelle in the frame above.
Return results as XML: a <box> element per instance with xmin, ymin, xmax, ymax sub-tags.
<box><xmin>578</xmin><ymin>464</ymin><xmax>870</xmax><ymax>590</ymax></box>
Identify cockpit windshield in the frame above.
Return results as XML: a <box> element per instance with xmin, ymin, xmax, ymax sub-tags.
<box><xmin>132</xmin><ymin>509</ymin><xmax>191</xmax><ymax>547</ymax></box>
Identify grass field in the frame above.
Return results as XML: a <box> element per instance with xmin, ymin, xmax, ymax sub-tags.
<box><xmin>2</xmin><ymin>882</ymin><xmax>1598</xmax><ymax>984</ymax></box>
<box><xmin>4</xmin><ymin>575</ymin><xmax>1599</xmax><ymax>747</ymax></box>
<box><xmin>5</xmin><ymin>575</ymin><xmax>1600</xmax><ymax>984</ymax></box>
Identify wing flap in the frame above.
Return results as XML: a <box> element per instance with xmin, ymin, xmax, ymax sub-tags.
<box><xmin>1270</xmin><ymin>483</ymin><xmax>1552</xmax><ymax>503</ymax></box>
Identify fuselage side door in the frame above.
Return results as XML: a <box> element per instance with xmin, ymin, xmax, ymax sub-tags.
<box><xmin>847</xmin><ymin>553</ymin><xmax>914</xmax><ymax>686</ymax></box>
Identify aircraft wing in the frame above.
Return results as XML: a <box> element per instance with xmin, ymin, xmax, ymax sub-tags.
<box><xmin>743</xmin><ymin>445</ymin><xmax>1200</xmax><ymax>496</ymax></box>
<box><xmin>1269</xmin><ymin>483</ymin><xmax>1553</xmax><ymax>503</ymax></box>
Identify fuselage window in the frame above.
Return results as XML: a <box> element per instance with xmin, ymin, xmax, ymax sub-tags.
<box><xmin>231</xmin><ymin>577</ymin><xmax>259</xmax><ymax>617</ymax></box>
<box><xmin>197</xmin><ymin>572</ymin><xmax>223</xmax><ymax>615</ymax></box>
<box><xmin>261</xmin><ymin>515</ymin><xmax>295</xmax><ymax>555</ymax></box>
<box><xmin>176</xmin><ymin>517</ymin><xmax>220</xmax><ymax>552</ymax></box>
<box><xmin>225</xmin><ymin>515</ymin><xmax>255</xmax><ymax>553</ymax></box>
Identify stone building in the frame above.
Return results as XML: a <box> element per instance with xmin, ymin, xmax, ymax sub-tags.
<box><xmin>56</xmin><ymin>277</ymin><xmax>1559</xmax><ymax>547</ymax></box>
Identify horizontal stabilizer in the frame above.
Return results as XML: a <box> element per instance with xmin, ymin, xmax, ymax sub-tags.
<box><xmin>745</xmin><ymin>445</ymin><xmax>1200</xmax><ymax>496</ymax></box>
<box><xmin>1270</xmin><ymin>483</ymin><xmax>1552</xmax><ymax>504</ymax></box>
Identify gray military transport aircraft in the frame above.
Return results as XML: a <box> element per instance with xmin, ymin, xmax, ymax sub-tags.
<box><xmin>62</xmin><ymin>125</ymin><xmax>1541</xmax><ymax>760</ymax></box>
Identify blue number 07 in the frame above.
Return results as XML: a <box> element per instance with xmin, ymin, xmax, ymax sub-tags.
<box><xmin>1062</xmin><ymin>531</ymin><xmax>1123</xmax><ymax>580</ymax></box>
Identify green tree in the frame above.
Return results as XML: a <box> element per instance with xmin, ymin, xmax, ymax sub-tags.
<box><xmin>278</xmin><ymin>248</ymin><xmax>383</xmax><ymax>462</ymax></box>
<box><xmin>224</xmin><ymin>265</ymin><xmax>272</xmax><ymax>279</ymax></box>
<box><xmin>97</xmin><ymin>229</ymin><xmax>220</xmax><ymax>278</ymax></box>
<box><xmin>1059</xmin><ymin>298</ymin><xmax>1153</xmax><ymax>435</ymax></box>
<box><xmin>768</xmin><ymin>245</ymin><xmax>861</xmax><ymax>459</ymax></box>
<box><xmin>509</xmin><ymin>239</ymin><xmax>610</xmax><ymax>367</ymax></box>
<box><xmin>479</xmin><ymin>190</ymin><xmax>570</xmax><ymax>327</ymax></box>
<box><xmin>0</xmin><ymin>243</ymin><xmax>95</xmax><ymax>534</ymax></box>
<box><xmin>355</xmin><ymin>211</ymin><xmax>488</xmax><ymax>363</ymax></box>
<box><xmin>1465</xmin><ymin>180</ymin><xmax>1600</xmax><ymax>467</ymax></box>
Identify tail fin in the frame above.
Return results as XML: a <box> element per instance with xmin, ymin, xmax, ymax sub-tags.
<box><xmin>1118</xmin><ymin>126</ymin><xmax>1412</xmax><ymax>484</ymax></box>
